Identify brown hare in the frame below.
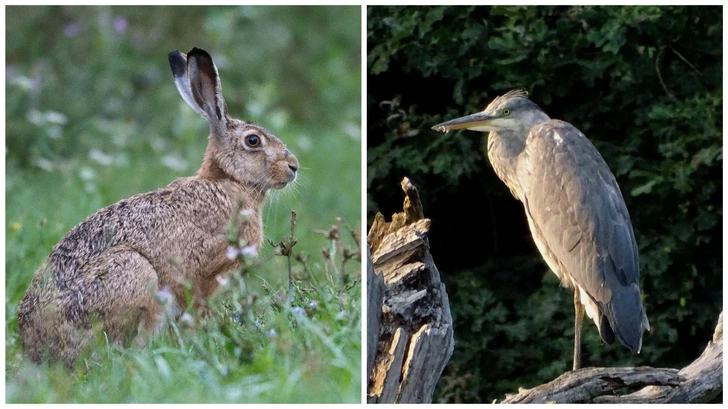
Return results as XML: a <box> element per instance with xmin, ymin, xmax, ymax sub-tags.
<box><xmin>17</xmin><ymin>47</ymin><xmax>299</xmax><ymax>368</ymax></box>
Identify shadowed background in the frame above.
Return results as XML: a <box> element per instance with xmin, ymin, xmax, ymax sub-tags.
<box><xmin>367</xmin><ymin>5</ymin><xmax>722</xmax><ymax>403</ymax></box>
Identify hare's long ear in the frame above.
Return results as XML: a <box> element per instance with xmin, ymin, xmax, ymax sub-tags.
<box><xmin>186</xmin><ymin>47</ymin><xmax>229</xmax><ymax>145</ymax></box>
<box><xmin>168</xmin><ymin>50</ymin><xmax>209</xmax><ymax>119</ymax></box>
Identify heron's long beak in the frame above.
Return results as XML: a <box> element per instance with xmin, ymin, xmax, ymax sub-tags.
<box><xmin>431</xmin><ymin>111</ymin><xmax>495</xmax><ymax>133</ymax></box>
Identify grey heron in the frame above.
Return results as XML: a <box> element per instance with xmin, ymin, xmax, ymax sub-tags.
<box><xmin>432</xmin><ymin>89</ymin><xmax>650</xmax><ymax>370</ymax></box>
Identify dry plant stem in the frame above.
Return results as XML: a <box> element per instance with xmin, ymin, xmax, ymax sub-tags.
<box><xmin>320</xmin><ymin>221</ymin><xmax>343</xmax><ymax>297</ymax></box>
<box><xmin>288</xmin><ymin>210</ymin><xmax>296</xmax><ymax>302</ymax></box>
<box><xmin>344</xmin><ymin>219</ymin><xmax>361</xmax><ymax>249</ymax></box>
<box><xmin>335</xmin><ymin>217</ymin><xmax>345</xmax><ymax>297</ymax></box>
<box><xmin>338</xmin><ymin>219</ymin><xmax>361</xmax><ymax>294</ymax></box>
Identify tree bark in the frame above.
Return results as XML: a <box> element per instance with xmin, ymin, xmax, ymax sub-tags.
<box><xmin>367</xmin><ymin>177</ymin><xmax>454</xmax><ymax>404</ymax></box>
<box><xmin>366</xmin><ymin>245</ymin><xmax>384</xmax><ymax>378</ymax></box>
<box><xmin>500</xmin><ymin>311</ymin><xmax>723</xmax><ymax>403</ymax></box>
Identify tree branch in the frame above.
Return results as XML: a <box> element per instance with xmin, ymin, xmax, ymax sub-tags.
<box><xmin>500</xmin><ymin>312</ymin><xmax>723</xmax><ymax>403</ymax></box>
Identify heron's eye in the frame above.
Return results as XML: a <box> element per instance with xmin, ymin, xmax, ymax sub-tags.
<box><xmin>244</xmin><ymin>134</ymin><xmax>261</xmax><ymax>148</ymax></box>
<box><xmin>503</xmin><ymin>108</ymin><xmax>511</xmax><ymax>116</ymax></box>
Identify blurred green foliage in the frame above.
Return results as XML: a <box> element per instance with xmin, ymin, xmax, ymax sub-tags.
<box><xmin>368</xmin><ymin>6</ymin><xmax>721</xmax><ymax>403</ymax></box>
<box><xmin>6</xmin><ymin>5</ymin><xmax>360</xmax><ymax>403</ymax></box>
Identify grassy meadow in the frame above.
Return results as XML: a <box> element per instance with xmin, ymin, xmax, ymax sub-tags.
<box><xmin>5</xmin><ymin>6</ymin><xmax>361</xmax><ymax>403</ymax></box>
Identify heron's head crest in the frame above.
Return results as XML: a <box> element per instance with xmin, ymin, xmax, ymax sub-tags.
<box><xmin>485</xmin><ymin>89</ymin><xmax>531</xmax><ymax>112</ymax></box>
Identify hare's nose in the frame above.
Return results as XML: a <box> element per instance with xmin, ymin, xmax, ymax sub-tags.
<box><xmin>285</xmin><ymin>151</ymin><xmax>299</xmax><ymax>173</ymax></box>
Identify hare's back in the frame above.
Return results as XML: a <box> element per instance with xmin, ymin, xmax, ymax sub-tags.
<box><xmin>46</xmin><ymin>177</ymin><xmax>236</xmax><ymax>279</ymax></box>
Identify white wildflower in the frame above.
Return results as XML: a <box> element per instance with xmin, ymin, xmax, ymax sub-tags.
<box><xmin>26</xmin><ymin>110</ymin><xmax>45</xmax><ymax>126</ymax></box>
<box><xmin>226</xmin><ymin>246</ymin><xmax>239</xmax><ymax>260</ymax></box>
<box><xmin>33</xmin><ymin>157</ymin><xmax>54</xmax><ymax>171</ymax></box>
<box><xmin>216</xmin><ymin>275</ymin><xmax>230</xmax><ymax>287</ymax></box>
<box><xmin>154</xmin><ymin>286</ymin><xmax>174</xmax><ymax>306</ymax></box>
<box><xmin>44</xmin><ymin>111</ymin><xmax>67</xmax><ymax>125</ymax></box>
<box><xmin>241</xmin><ymin>245</ymin><xmax>258</xmax><ymax>258</ymax></box>
<box><xmin>342</xmin><ymin>121</ymin><xmax>360</xmax><ymax>141</ymax></box>
<box><xmin>79</xmin><ymin>166</ymin><xmax>95</xmax><ymax>181</ymax></box>
<box><xmin>89</xmin><ymin>149</ymin><xmax>113</xmax><ymax>166</ymax></box>
<box><xmin>179</xmin><ymin>312</ymin><xmax>194</xmax><ymax>327</ymax></box>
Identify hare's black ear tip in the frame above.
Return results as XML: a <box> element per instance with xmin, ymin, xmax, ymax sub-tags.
<box><xmin>168</xmin><ymin>50</ymin><xmax>182</xmax><ymax>63</ymax></box>
<box><xmin>168</xmin><ymin>50</ymin><xmax>187</xmax><ymax>77</ymax></box>
<box><xmin>187</xmin><ymin>47</ymin><xmax>210</xmax><ymax>57</ymax></box>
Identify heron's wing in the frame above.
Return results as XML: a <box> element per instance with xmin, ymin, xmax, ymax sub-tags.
<box><xmin>517</xmin><ymin>120</ymin><xmax>647</xmax><ymax>352</ymax></box>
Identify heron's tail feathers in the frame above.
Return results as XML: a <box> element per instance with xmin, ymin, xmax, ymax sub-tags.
<box><xmin>598</xmin><ymin>313</ymin><xmax>615</xmax><ymax>345</ymax></box>
<box><xmin>606</xmin><ymin>283</ymin><xmax>649</xmax><ymax>354</ymax></box>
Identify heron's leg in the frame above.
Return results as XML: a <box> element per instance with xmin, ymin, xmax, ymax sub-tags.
<box><xmin>573</xmin><ymin>290</ymin><xmax>584</xmax><ymax>370</ymax></box>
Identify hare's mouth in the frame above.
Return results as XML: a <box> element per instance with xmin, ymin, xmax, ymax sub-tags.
<box><xmin>267</xmin><ymin>162</ymin><xmax>297</xmax><ymax>190</ymax></box>
<box><xmin>271</xmin><ymin>177</ymin><xmax>295</xmax><ymax>190</ymax></box>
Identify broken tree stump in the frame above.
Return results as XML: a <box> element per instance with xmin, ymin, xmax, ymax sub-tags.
<box><xmin>367</xmin><ymin>177</ymin><xmax>454</xmax><ymax>404</ymax></box>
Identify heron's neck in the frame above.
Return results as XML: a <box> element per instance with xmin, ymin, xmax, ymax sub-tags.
<box><xmin>486</xmin><ymin>130</ymin><xmax>526</xmax><ymax>199</ymax></box>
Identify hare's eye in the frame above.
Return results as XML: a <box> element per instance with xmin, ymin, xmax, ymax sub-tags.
<box><xmin>244</xmin><ymin>134</ymin><xmax>261</xmax><ymax>148</ymax></box>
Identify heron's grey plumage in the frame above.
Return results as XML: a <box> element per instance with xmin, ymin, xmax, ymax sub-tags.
<box><xmin>520</xmin><ymin>120</ymin><xmax>649</xmax><ymax>353</ymax></box>
<box><xmin>433</xmin><ymin>90</ymin><xmax>649</xmax><ymax>365</ymax></box>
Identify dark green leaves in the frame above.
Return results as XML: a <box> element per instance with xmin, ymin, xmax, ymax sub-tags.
<box><xmin>368</xmin><ymin>5</ymin><xmax>722</xmax><ymax>403</ymax></box>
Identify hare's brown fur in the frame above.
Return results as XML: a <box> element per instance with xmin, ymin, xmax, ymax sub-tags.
<box><xmin>17</xmin><ymin>48</ymin><xmax>298</xmax><ymax>367</ymax></box>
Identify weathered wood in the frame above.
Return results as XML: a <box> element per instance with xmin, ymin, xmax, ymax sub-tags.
<box><xmin>366</xmin><ymin>246</ymin><xmax>384</xmax><ymax>379</ymax></box>
<box><xmin>367</xmin><ymin>177</ymin><xmax>454</xmax><ymax>404</ymax></box>
<box><xmin>500</xmin><ymin>311</ymin><xmax>723</xmax><ymax>404</ymax></box>
<box><xmin>369</xmin><ymin>327</ymin><xmax>409</xmax><ymax>403</ymax></box>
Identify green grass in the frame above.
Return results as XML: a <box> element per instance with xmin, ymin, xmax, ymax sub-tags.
<box><xmin>5</xmin><ymin>132</ymin><xmax>362</xmax><ymax>403</ymax></box>
<box><xmin>5</xmin><ymin>131</ymin><xmax>362</xmax><ymax>405</ymax></box>
<box><xmin>7</xmin><ymin>242</ymin><xmax>360</xmax><ymax>404</ymax></box>
<box><xmin>6</xmin><ymin>6</ymin><xmax>361</xmax><ymax>403</ymax></box>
